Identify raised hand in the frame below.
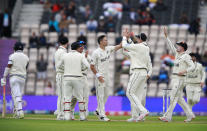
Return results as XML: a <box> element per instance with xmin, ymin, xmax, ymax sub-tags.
<box><xmin>163</xmin><ymin>27</ymin><xmax>168</xmax><ymax>38</ymax></box>
<box><xmin>130</xmin><ymin>32</ymin><xmax>135</xmax><ymax>37</ymax></box>
<box><xmin>123</xmin><ymin>28</ymin><xmax>130</xmax><ymax>39</ymax></box>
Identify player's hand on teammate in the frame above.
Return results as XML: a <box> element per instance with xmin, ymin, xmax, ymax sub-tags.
<box><xmin>85</xmin><ymin>50</ymin><xmax>89</xmax><ymax>58</ymax></box>
<box><xmin>178</xmin><ymin>70</ymin><xmax>187</xmax><ymax>76</ymax></box>
<box><xmin>163</xmin><ymin>27</ymin><xmax>168</xmax><ymax>38</ymax></box>
<box><xmin>201</xmin><ymin>82</ymin><xmax>204</xmax><ymax>88</ymax></box>
<box><xmin>1</xmin><ymin>78</ymin><xmax>6</xmax><ymax>86</ymax></box>
<box><xmin>147</xmin><ymin>75</ymin><xmax>150</xmax><ymax>80</ymax></box>
<box><xmin>98</xmin><ymin>76</ymin><xmax>105</xmax><ymax>83</ymax></box>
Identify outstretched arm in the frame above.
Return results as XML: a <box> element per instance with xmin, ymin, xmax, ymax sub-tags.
<box><xmin>163</xmin><ymin>27</ymin><xmax>177</xmax><ymax>55</ymax></box>
<box><xmin>114</xmin><ymin>44</ymin><xmax>122</xmax><ymax>51</ymax></box>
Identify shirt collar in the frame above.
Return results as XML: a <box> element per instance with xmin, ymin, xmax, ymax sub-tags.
<box><xmin>15</xmin><ymin>50</ymin><xmax>23</xmax><ymax>53</ymax></box>
<box><xmin>141</xmin><ymin>42</ymin><xmax>148</xmax><ymax>46</ymax></box>
<box><xmin>71</xmin><ymin>50</ymin><xmax>80</xmax><ymax>53</ymax></box>
<box><xmin>59</xmin><ymin>46</ymin><xmax>67</xmax><ymax>52</ymax></box>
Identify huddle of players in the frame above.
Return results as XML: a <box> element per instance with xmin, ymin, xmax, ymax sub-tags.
<box><xmin>0</xmin><ymin>27</ymin><xmax>205</xmax><ymax>122</ymax></box>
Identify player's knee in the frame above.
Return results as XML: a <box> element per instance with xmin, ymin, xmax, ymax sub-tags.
<box><xmin>188</xmin><ymin>99</ymin><xmax>193</xmax><ymax>104</ymax></box>
<box><xmin>16</xmin><ymin>96</ymin><xmax>22</xmax><ymax>102</ymax></box>
<box><xmin>193</xmin><ymin>99</ymin><xmax>199</xmax><ymax>104</ymax></box>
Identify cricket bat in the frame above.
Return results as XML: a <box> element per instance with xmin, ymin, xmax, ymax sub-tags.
<box><xmin>2</xmin><ymin>85</ymin><xmax>6</xmax><ymax>118</ymax></box>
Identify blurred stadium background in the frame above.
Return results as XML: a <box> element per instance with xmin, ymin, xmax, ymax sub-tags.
<box><xmin>0</xmin><ymin>0</ymin><xmax>207</xmax><ymax>115</ymax></box>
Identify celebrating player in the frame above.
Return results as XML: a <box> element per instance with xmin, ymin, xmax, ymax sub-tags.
<box><xmin>1</xmin><ymin>42</ymin><xmax>29</xmax><ymax>119</ymax></box>
<box><xmin>54</xmin><ymin>36</ymin><xmax>69</xmax><ymax>120</ymax></box>
<box><xmin>159</xmin><ymin>27</ymin><xmax>195</xmax><ymax>122</ymax></box>
<box><xmin>186</xmin><ymin>53</ymin><xmax>206</xmax><ymax>115</ymax></box>
<box><xmin>90</xmin><ymin>35</ymin><xmax>122</xmax><ymax>121</ymax></box>
<box><xmin>59</xmin><ymin>41</ymin><xmax>90</xmax><ymax>121</ymax></box>
<box><xmin>122</xmin><ymin>32</ymin><xmax>152</xmax><ymax>122</ymax></box>
<box><xmin>121</xmin><ymin>29</ymin><xmax>151</xmax><ymax>122</ymax></box>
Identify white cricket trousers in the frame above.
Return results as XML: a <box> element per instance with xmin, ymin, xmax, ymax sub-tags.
<box><xmin>131</xmin><ymin>82</ymin><xmax>147</xmax><ymax>118</ymax></box>
<box><xmin>83</xmin><ymin>76</ymin><xmax>89</xmax><ymax>116</ymax></box>
<box><xmin>9</xmin><ymin>76</ymin><xmax>25</xmax><ymax>113</ymax></box>
<box><xmin>126</xmin><ymin>69</ymin><xmax>148</xmax><ymax>118</ymax></box>
<box><xmin>95</xmin><ymin>74</ymin><xmax>110</xmax><ymax>117</ymax></box>
<box><xmin>63</xmin><ymin>77</ymin><xmax>86</xmax><ymax>119</ymax></box>
<box><xmin>164</xmin><ymin>76</ymin><xmax>194</xmax><ymax>120</ymax></box>
<box><xmin>70</xmin><ymin>76</ymin><xmax>89</xmax><ymax>117</ymax></box>
<box><xmin>186</xmin><ymin>83</ymin><xmax>201</xmax><ymax>110</ymax></box>
<box><xmin>56</xmin><ymin>73</ymin><xmax>64</xmax><ymax>116</ymax></box>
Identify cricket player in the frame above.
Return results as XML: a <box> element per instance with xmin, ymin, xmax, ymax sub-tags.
<box><xmin>1</xmin><ymin>42</ymin><xmax>29</xmax><ymax>119</ymax></box>
<box><xmin>159</xmin><ymin>27</ymin><xmax>195</xmax><ymax>122</ymax></box>
<box><xmin>122</xmin><ymin>33</ymin><xmax>152</xmax><ymax>122</ymax></box>
<box><xmin>90</xmin><ymin>35</ymin><xmax>122</xmax><ymax>121</ymax></box>
<box><xmin>54</xmin><ymin>36</ymin><xmax>68</xmax><ymax>120</ymax></box>
<box><xmin>186</xmin><ymin>53</ymin><xmax>206</xmax><ymax>113</ymax></box>
<box><xmin>121</xmin><ymin>30</ymin><xmax>151</xmax><ymax>122</ymax></box>
<box><xmin>70</xmin><ymin>41</ymin><xmax>92</xmax><ymax>119</ymax></box>
<box><xmin>59</xmin><ymin>41</ymin><xmax>90</xmax><ymax>121</ymax></box>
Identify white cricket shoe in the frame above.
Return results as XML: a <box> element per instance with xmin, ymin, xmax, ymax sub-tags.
<box><xmin>18</xmin><ymin>110</ymin><xmax>24</xmax><ymax>119</ymax></box>
<box><xmin>57</xmin><ymin>114</ymin><xmax>64</xmax><ymax>120</ymax></box>
<box><xmin>54</xmin><ymin>110</ymin><xmax>58</xmax><ymax>116</ymax></box>
<box><xmin>100</xmin><ymin>116</ymin><xmax>110</xmax><ymax>121</ymax></box>
<box><xmin>137</xmin><ymin>112</ymin><xmax>149</xmax><ymax>121</ymax></box>
<box><xmin>184</xmin><ymin>116</ymin><xmax>194</xmax><ymax>123</ymax></box>
<box><xmin>127</xmin><ymin>117</ymin><xmax>137</xmax><ymax>122</ymax></box>
<box><xmin>80</xmin><ymin>118</ymin><xmax>87</xmax><ymax>121</ymax></box>
<box><xmin>158</xmin><ymin>116</ymin><xmax>171</xmax><ymax>122</ymax></box>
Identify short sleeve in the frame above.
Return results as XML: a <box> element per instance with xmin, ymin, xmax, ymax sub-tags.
<box><xmin>107</xmin><ymin>46</ymin><xmax>116</xmax><ymax>53</ymax></box>
<box><xmin>8</xmin><ymin>54</ymin><xmax>14</xmax><ymax>64</ymax></box>
<box><xmin>90</xmin><ymin>51</ymin><xmax>98</xmax><ymax>65</ymax></box>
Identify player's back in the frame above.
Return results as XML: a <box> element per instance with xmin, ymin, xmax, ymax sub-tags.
<box><xmin>63</xmin><ymin>51</ymin><xmax>84</xmax><ymax>77</ymax></box>
<box><xmin>9</xmin><ymin>51</ymin><xmax>29</xmax><ymax>76</ymax></box>
<box><xmin>129</xmin><ymin>43</ymin><xmax>150</xmax><ymax>69</ymax></box>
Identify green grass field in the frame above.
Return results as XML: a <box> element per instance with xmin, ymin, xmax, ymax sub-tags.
<box><xmin>1</xmin><ymin>115</ymin><xmax>207</xmax><ymax>131</ymax></box>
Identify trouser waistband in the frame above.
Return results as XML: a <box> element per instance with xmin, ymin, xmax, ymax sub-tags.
<box><xmin>64</xmin><ymin>75</ymin><xmax>83</xmax><ymax>77</ymax></box>
<box><xmin>172</xmin><ymin>73</ymin><xmax>186</xmax><ymax>77</ymax></box>
<box><xmin>10</xmin><ymin>74</ymin><xmax>26</xmax><ymax>79</ymax></box>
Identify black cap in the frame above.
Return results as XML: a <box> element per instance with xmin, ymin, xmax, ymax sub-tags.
<box><xmin>135</xmin><ymin>33</ymin><xmax>147</xmax><ymax>41</ymax></box>
<box><xmin>59</xmin><ymin>37</ymin><xmax>68</xmax><ymax>45</ymax></box>
<box><xmin>14</xmin><ymin>42</ymin><xmax>24</xmax><ymax>51</ymax></box>
<box><xmin>71</xmin><ymin>41</ymin><xmax>83</xmax><ymax>50</ymax></box>
<box><xmin>176</xmin><ymin>42</ymin><xmax>188</xmax><ymax>51</ymax></box>
<box><xmin>189</xmin><ymin>53</ymin><xmax>196</xmax><ymax>57</ymax></box>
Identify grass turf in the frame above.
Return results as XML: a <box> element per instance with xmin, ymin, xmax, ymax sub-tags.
<box><xmin>0</xmin><ymin>115</ymin><xmax>207</xmax><ymax>131</ymax></box>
